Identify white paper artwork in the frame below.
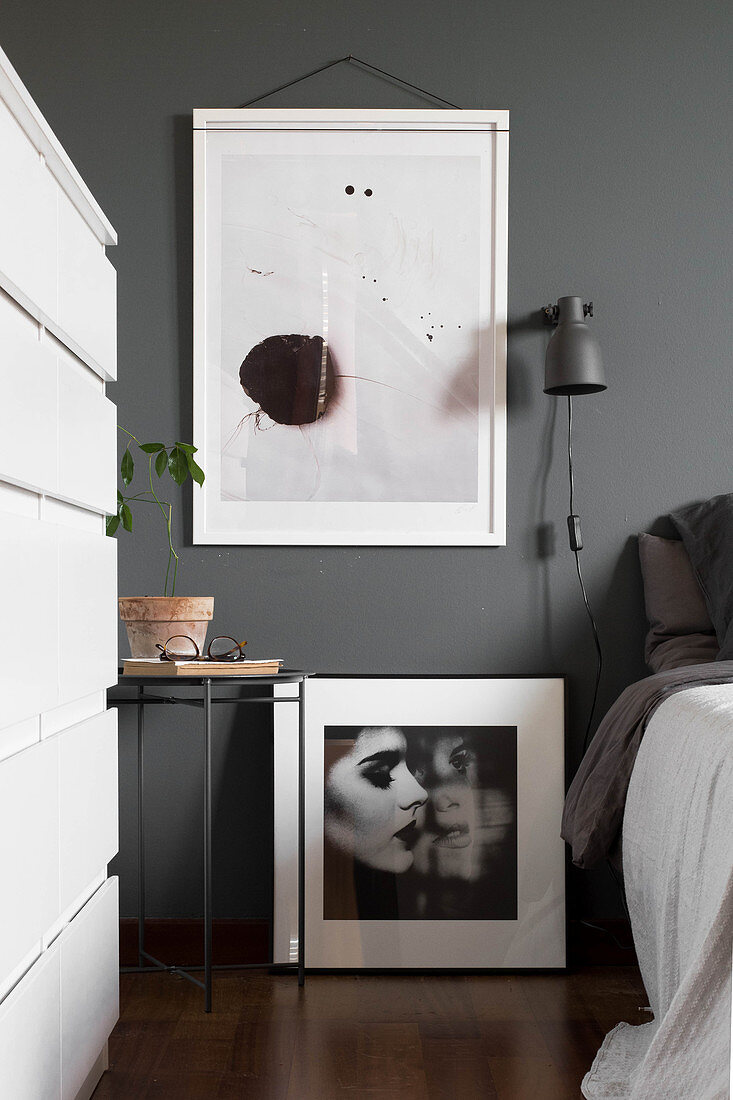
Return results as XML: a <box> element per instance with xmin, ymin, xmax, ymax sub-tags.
<box><xmin>194</xmin><ymin>111</ymin><xmax>508</xmax><ymax>544</ymax></box>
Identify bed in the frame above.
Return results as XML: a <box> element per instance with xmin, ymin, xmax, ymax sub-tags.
<box><xmin>562</xmin><ymin>494</ymin><xmax>733</xmax><ymax>1099</ymax></box>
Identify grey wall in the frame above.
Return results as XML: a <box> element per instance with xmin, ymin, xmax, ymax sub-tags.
<box><xmin>2</xmin><ymin>0</ymin><xmax>731</xmax><ymax>924</ymax></box>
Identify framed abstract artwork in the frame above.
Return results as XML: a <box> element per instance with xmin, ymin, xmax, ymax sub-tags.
<box><xmin>273</xmin><ymin>676</ymin><xmax>565</xmax><ymax>969</ymax></box>
<box><xmin>193</xmin><ymin>109</ymin><xmax>509</xmax><ymax>545</ymax></box>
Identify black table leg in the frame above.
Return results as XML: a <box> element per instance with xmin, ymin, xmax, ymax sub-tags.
<box><xmin>204</xmin><ymin>678</ymin><xmax>213</xmax><ymax>1012</ymax></box>
<box><xmin>137</xmin><ymin>686</ymin><xmax>145</xmax><ymax>968</ymax></box>
<box><xmin>298</xmin><ymin>677</ymin><xmax>306</xmax><ymax>987</ymax></box>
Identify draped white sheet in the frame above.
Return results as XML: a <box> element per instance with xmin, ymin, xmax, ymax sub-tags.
<box><xmin>583</xmin><ymin>684</ymin><xmax>733</xmax><ymax>1100</ymax></box>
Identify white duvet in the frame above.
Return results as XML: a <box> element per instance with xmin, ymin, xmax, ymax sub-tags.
<box><xmin>583</xmin><ymin>683</ymin><xmax>733</xmax><ymax>1099</ymax></box>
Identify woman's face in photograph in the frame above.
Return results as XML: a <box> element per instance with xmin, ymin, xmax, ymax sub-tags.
<box><xmin>324</xmin><ymin>727</ymin><xmax>428</xmax><ymax>873</ymax></box>
<box><xmin>410</xmin><ymin>734</ymin><xmax>477</xmax><ymax>880</ymax></box>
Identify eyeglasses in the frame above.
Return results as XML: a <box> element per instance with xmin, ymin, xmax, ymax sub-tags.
<box><xmin>155</xmin><ymin>635</ymin><xmax>248</xmax><ymax>662</ymax></box>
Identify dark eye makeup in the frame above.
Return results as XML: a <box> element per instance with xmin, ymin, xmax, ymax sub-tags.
<box><xmin>358</xmin><ymin>749</ymin><xmax>401</xmax><ymax>790</ymax></box>
<box><xmin>449</xmin><ymin>744</ymin><xmax>474</xmax><ymax>774</ymax></box>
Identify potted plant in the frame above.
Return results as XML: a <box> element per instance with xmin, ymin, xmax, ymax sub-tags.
<box><xmin>109</xmin><ymin>428</ymin><xmax>213</xmax><ymax>657</ymax></box>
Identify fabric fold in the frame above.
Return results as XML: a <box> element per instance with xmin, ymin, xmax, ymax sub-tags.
<box><xmin>562</xmin><ymin>662</ymin><xmax>733</xmax><ymax>869</ymax></box>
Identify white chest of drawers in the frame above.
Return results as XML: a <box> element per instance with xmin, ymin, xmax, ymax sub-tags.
<box><xmin>0</xmin><ymin>42</ymin><xmax>119</xmax><ymax>1100</ymax></box>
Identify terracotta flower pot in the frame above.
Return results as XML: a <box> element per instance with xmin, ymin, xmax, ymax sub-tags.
<box><xmin>119</xmin><ymin>596</ymin><xmax>215</xmax><ymax>658</ymax></box>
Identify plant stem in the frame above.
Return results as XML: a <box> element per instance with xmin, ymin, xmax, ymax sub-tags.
<box><xmin>146</xmin><ymin>454</ymin><xmax>179</xmax><ymax>597</ymax></box>
<box><xmin>117</xmin><ymin>427</ymin><xmax>185</xmax><ymax>598</ymax></box>
<box><xmin>170</xmin><ymin>505</ymin><xmax>179</xmax><ymax>595</ymax></box>
<box><xmin>119</xmin><ymin>492</ymin><xmax>178</xmax><ymax>594</ymax></box>
<box><xmin>121</xmin><ymin>492</ymin><xmax>166</xmax><ymax>504</ymax></box>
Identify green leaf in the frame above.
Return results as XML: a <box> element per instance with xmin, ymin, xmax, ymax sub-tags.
<box><xmin>120</xmin><ymin>504</ymin><xmax>133</xmax><ymax>532</ymax></box>
<box><xmin>168</xmin><ymin>446</ymin><xmax>189</xmax><ymax>485</ymax></box>
<box><xmin>120</xmin><ymin>448</ymin><xmax>134</xmax><ymax>487</ymax></box>
<box><xmin>117</xmin><ymin>490</ymin><xmax>124</xmax><ymax>504</ymax></box>
<box><xmin>106</xmin><ymin>514</ymin><xmax>120</xmax><ymax>536</ymax></box>
<box><xmin>174</xmin><ymin>442</ymin><xmax>197</xmax><ymax>454</ymax></box>
<box><xmin>139</xmin><ymin>442</ymin><xmax>165</xmax><ymax>453</ymax></box>
<box><xmin>186</xmin><ymin>453</ymin><xmax>205</xmax><ymax>486</ymax></box>
<box><xmin>155</xmin><ymin>449</ymin><xmax>168</xmax><ymax>477</ymax></box>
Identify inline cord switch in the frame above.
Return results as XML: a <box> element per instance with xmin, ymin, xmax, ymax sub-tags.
<box><xmin>567</xmin><ymin>514</ymin><xmax>583</xmax><ymax>552</ymax></box>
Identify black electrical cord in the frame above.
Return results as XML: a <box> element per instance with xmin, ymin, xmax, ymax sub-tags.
<box><xmin>566</xmin><ymin>397</ymin><xmax>633</xmax><ymax>934</ymax></box>
<box><xmin>608</xmin><ymin>859</ymin><xmax>632</xmax><ymax>925</ymax></box>
<box><xmin>566</xmin><ymin>395</ymin><xmax>604</xmax><ymax>757</ymax></box>
<box><xmin>579</xmin><ymin>918</ymin><xmax>634</xmax><ymax>951</ymax></box>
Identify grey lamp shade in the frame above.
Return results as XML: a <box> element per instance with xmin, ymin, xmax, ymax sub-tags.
<box><xmin>544</xmin><ymin>296</ymin><xmax>606</xmax><ymax>395</ymax></box>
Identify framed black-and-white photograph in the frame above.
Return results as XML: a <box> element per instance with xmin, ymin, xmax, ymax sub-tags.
<box><xmin>273</xmin><ymin>676</ymin><xmax>565</xmax><ymax>969</ymax></box>
<box><xmin>193</xmin><ymin>109</ymin><xmax>508</xmax><ymax>545</ymax></box>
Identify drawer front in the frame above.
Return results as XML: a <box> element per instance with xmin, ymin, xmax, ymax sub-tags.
<box><xmin>57</xmin><ymin>352</ymin><xmax>116</xmax><ymax>513</ymax></box>
<box><xmin>0</xmin><ymin>878</ymin><xmax>118</xmax><ymax>1100</ymax></box>
<box><xmin>60</xmin><ymin>878</ymin><xmax>119</xmax><ymax>1100</ymax></box>
<box><xmin>0</xmin><ymin>290</ymin><xmax>116</xmax><ymax>513</ymax></box>
<box><xmin>58</xmin><ymin>190</ymin><xmax>117</xmax><ymax>380</ymax></box>
<box><xmin>0</xmin><ymin>512</ymin><xmax>59</xmax><ymax>730</ymax></box>
<box><xmin>58</xmin><ymin>525</ymin><xmax>117</xmax><ymax>703</ymax></box>
<box><xmin>0</xmin><ymin>945</ymin><xmax>61</xmax><ymax>1100</ymax></box>
<box><xmin>0</xmin><ymin>737</ymin><xmax>59</xmax><ymax>995</ymax></box>
<box><xmin>59</xmin><ymin>710</ymin><xmax>118</xmax><ymax>912</ymax></box>
<box><xmin>0</xmin><ymin>513</ymin><xmax>118</xmax><ymax>728</ymax></box>
<box><xmin>0</xmin><ymin>97</ymin><xmax>57</xmax><ymax>321</ymax></box>
<box><xmin>0</xmin><ymin>291</ymin><xmax>58</xmax><ymax>495</ymax></box>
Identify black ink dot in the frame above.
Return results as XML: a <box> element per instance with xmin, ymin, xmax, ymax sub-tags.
<box><xmin>345</xmin><ymin>185</ymin><xmax>355</xmax><ymax>195</ymax></box>
<box><xmin>373</xmin><ymin>279</ymin><xmax>377</xmax><ymax>283</ymax></box>
<box><xmin>382</xmin><ymin>297</ymin><xmax>387</xmax><ymax>301</ymax></box>
<box><xmin>426</xmin><ymin>334</ymin><xmax>433</xmax><ymax>342</ymax></box>
<box><xmin>440</xmin><ymin>325</ymin><xmax>443</xmax><ymax>328</ymax></box>
<box><xmin>362</xmin><ymin>275</ymin><xmax>366</xmax><ymax>279</ymax></box>
<box><xmin>458</xmin><ymin>325</ymin><xmax>461</xmax><ymax>329</ymax></box>
<box><xmin>239</xmin><ymin>334</ymin><xmax>335</xmax><ymax>426</ymax></box>
<box><xmin>364</xmin><ymin>188</ymin><xmax>373</xmax><ymax>197</ymax></box>
<box><xmin>431</xmin><ymin>325</ymin><xmax>434</xmax><ymax>329</ymax></box>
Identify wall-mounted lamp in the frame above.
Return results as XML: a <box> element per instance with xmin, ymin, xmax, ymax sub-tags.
<box><xmin>543</xmin><ymin>296</ymin><xmax>606</xmax><ymax>395</ymax></box>
<box><xmin>542</xmin><ymin>295</ymin><xmax>606</xmax><ymax>753</ymax></box>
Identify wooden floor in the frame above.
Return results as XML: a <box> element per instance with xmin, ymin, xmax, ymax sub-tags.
<box><xmin>93</xmin><ymin>966</ymin><xmax>648</xmax><ymax>1099</ymax></box>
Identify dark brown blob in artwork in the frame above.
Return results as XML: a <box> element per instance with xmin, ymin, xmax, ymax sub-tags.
<box><xmin>239</xmin><ymin>334</ymin><xmax>335</xmax><ymax>426</ymax></box>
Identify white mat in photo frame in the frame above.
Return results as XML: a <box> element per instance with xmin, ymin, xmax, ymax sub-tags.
<box><xmin>273</xmin><ymin>676</ymin><xmax>565</xmax><ymax>969</ymax></box>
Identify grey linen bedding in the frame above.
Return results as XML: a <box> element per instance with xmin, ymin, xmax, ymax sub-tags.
<box><xmin>582</xmin><ymin>683</ymin><xmax>733</xmax><ymax>1099</ymax></box>
<box><xmin>561</xmin><ymin>661</ymin><xmax>733</xmax><ymax>869</ymax></box>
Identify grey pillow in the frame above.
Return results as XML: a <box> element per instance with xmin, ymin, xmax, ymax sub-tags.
<box><xmin>670</xmin><ymin>493</ymin><xmax>733</xmax><ymax>661</ymax></box>
<box><xmin>638</xmin><ymin>532</ymin><xmax>719</xmax><ymax>672</ymax></box>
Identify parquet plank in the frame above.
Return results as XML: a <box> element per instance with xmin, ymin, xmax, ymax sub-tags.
<box><xmin>420</xmin><ymin>1036</ymin><xmax>498</xmax><ymax>1098</ymax></box>
<box><xmin>488</xmin><ymin>1054</ymin><xmax>576</xmax><ymax>1099</ymax></box>
<box><xmin>286</xmin><ymin>1020</ymin><xmax>427</xmax><ymax>1098</ymax></box>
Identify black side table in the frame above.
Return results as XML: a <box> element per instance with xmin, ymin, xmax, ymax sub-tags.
<box><xmin>109</xmin><ymin>670</ymin><xmax>311</xmax><ymax>1011</ymax></box>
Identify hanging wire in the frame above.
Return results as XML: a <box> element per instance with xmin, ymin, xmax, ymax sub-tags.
<box><xmin>566</xmin><ymin>395</ymin><xmax>603</xmax><ymax>757</ymax></box>
<box><xmin>240</xmin><ymin>54</ymin><xmax>463</xmax><ymax>109</ymax></box>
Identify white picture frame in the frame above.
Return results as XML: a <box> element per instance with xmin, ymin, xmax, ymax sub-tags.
<box><xmin>193</xmin><ymin>109</ymin><xmax>508</xmax><ymax>545</ymax></box>
<box><xmin>274</xmin><ymin>676</ymin><xmax>565</xmax><ymax>970</ymax></box>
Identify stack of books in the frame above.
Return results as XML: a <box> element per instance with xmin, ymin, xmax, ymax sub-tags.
<box><xmin>122</xmin><ymin>658</ymin><xmax>283</xmax><ymax>677</ymax></box>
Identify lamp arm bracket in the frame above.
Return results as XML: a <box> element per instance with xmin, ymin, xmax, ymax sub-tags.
<box><xmin>542</xmin><ymin>301</ymin><xmax>594</xmax><ymax>325</ymax></box>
